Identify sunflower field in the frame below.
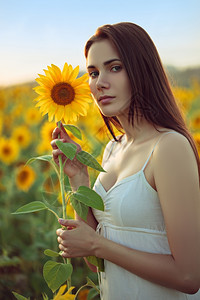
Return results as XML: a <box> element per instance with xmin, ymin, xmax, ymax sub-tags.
<box><xmin>0</xmin><ymin>70</ymin><xmax>200</xmax><ymax>300</ymax></box>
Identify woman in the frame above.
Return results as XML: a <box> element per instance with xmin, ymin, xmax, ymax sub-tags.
<box><xmin>51</xmin><ymin>22</ymin><xmax>200</xmax><ymax>299</ymax></box>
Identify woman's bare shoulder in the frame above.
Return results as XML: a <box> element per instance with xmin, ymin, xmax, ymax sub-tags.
<box><xmin>153</xmin><ymin>131</ymin><xmax>198</xmax><ymax>176</ymax></box>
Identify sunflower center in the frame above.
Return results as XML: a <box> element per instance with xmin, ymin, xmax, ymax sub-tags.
<box><xmin>51</xmin><ymin>83</ymin><xmax>75</xmax><ymax>105</ymax></box>
<box><xmin>18</xmin><ymin>135</ymin><xmax>24</xmax><ymax>142</ymax></box>
<box><xmin>18</xmin><ymin>170</ymin><xmax>29</xmax><ymax>182</ymax></box>
<box><xmin>3</xmin><ymin>146</ymin><xmax>11</xmax><ymax>156</ymax></box>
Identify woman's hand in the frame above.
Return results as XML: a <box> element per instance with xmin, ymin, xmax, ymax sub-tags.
<box><xmin>56</xmin><ymin>218</ymin><xmax>99</xmax><ymax>258</ymax></box>
<box><xmin>51</xmin><ymin>122</ymin><xmax>89</xmax><ymax>190</ymax></box>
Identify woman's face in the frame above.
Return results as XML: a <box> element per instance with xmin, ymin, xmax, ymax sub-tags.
<box><xmin>86</xmin><ymin>39</ymin><xmax>132</xmax><ymax>118</ymax></box>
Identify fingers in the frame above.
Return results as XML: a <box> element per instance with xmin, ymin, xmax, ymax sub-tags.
<box><xmin>51</xmin><ymin>138</ymin><xmax>64</xmax><ymax>150</ymax></box>
<box><xmin>58</xmin><ymin>218</ymin><xmax>80</xmax><ymax>228</ymax></box>
<box><xmin>52</xmin><ymin>127</ymin><xmax>61</xmax><ymax>140</ymax></box>
<box><xmin>51</xmin><ymin>123</ymin><xmax>69</xmax><ymax>141</ymax></box>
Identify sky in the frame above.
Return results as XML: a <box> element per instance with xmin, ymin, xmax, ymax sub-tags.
<box><xmin>0</xmin><ymin>0</ymin><xmax>200</xmax><ymax>86</ymax></box>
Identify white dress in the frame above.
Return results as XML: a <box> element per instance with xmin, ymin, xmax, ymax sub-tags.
<box><xmin>92</xmin><ymin>132</ymin><xmax>200</xmax><ymax>300</ymax></box>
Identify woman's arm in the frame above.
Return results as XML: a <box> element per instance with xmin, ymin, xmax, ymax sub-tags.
<box><xmin>52</xmin><ymin>126</ymin><xmax>113</xmax><ymax>271</ymax></box>
<box><xmin>73</xmin><ymin>140</ymin><xmax>114</xmax><ymax>272</ymax></box>
<box><xmin>57</xmin><ymin>133</ymin><xmax>200</xmax><ymax>293</ymax></box>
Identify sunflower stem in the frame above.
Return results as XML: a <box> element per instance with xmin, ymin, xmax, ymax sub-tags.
<box><xmin>57</xmin><ymin>121</ymin><xmax>72</xmax><ymax>290</ymax></box>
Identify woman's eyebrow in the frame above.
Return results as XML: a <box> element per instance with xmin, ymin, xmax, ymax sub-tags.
<box><xmin>87</xmin><ymin>58</ymin><xmax>121</xmax><ymax>69</ymax></box>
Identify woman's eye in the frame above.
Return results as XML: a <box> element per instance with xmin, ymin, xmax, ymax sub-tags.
<box><xmin>111</xmin><ymin>65</ymin><xmax>122</xmax><ymax>72</ymax></box>
<box><xmin>89</xmin><ymin>71</ymin><xmax>99</xmax><ymax>78</ymax></box>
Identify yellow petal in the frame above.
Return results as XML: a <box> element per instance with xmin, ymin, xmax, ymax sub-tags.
<box><xmin>48</xmin><ymin>111</ymin><xmax>54</xmax><ymax>122</ymax></box>
<box><xmin>62</xmin><ymin>64</ymin><xmax>73</xmax><ymax>82</ymax></box>
<box><xmin>35</xmin><ymin>99</ymin><xmax>52</xmax><ymax>107</ymax></box>
<box><xmin>57</xmin><ymin>284</ymin><xmax>66</xmax><ymax>296</ymax></box>
<box><xmin>71</xmin><ymin>101</ymin><xmax>87</xmax><ymax>116</ymax></box>
<box><xmin>33</xmin><ymin>95</ymin><xmax>44</xmax><ymax>102</ymax></box>
<box><xmin>55</xmin><ymin>105</ymin><xmax>64</xmax><ymax>122</ymax></box>
<box><xmin>72</xmin><ymin>73</ymin><xmax>89</xmax><ymax>87</ymax></box>
<box><xmin>62</xmin><ymin>62</ymin><xmax>69</xmax><ymax>82</ymax></box>
<box><xmin>39</xmin><ymin>102</ymin><xmax>52</xmax><ymax>114</ymax></box>
<box><xmin>47</xmin><ymin>65</ymin><xmax>61</xmax><ymax>83</ymax></box>
<box><xmin>38</xmin><ymin>73</ymin><xmax>54</xmax><ymax>84</ymax></box>
<box><xmin>75</xmin><ymin>95</ymin><xmax>92</xmax><ymax>103</ymax></box>
<box><xmin>48</xmin><ymin>104</ymin><xmax>57</xmax><ymax>122</ymax></box>
<box><xmin>43</xmin><ymin>68</ymin><xmax>56</xmax><ymax>83</ymax></box>
<box><xmin>51</xmin><ymin>64</ymin><xmax>62</xmax><ymax>81</ymax></box>
<box><xmin>74</xmin><ymin>87</ymin><xmax>91</xmax><ymax>95</ymax></box>
<box><xmin>35</xmin><ymin>77</ymin><xmax>54</xmax><ymax>89</ymax></box>
<box><xmin>63</xmin><ymin>106</ymin><xmax>71</xmax><ymax>124</ymax></box>
<box><xmin>34</xmin><ymin>86</ymin><xmax>50</xmax><ymax>96</ymax></box>
<box><xmin>68</xmin><ymin>65</ymin><xmax>79</xmax><ymax>83</ymax></box>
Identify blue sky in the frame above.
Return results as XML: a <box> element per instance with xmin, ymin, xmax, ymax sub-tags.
<box><xmin>0</xmin><ymin>0</ymin><xmax>200</xmax><ymax>86</ymax></box>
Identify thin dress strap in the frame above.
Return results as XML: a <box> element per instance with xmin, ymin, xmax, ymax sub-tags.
<box><xmin>105</xmin><ymin>135</ymin><xmax>124</xmax><ymax>161</ymax></box>
<box><xmin>141</xmin><ymin>131</ymin><xmax>178</xmax><ymax>171</ymax></box>
<box><xmin>105</xmin><ymin>140</ymin><xmax>117</xmax><ymax>161</ymax></box>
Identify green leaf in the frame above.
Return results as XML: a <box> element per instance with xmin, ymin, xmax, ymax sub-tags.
<box><xmin>70</xmin><ymin>195</ymin><xmax>88</xmax><ymax>221</ymax></box>
<box><xmin>12</xmin><ymin>292</ymin><xmax>30</xmax><ymax>300</ymax></box>
<box><xmin>26</xmin><ymin>155</ymin><xmax>53</xmax><ymax>165</ymax></box>
<box><xmin>87</xmin><ymin>288</ymin><xmax>99</xmax><ymax>300</ymax></box>
<box><xmin>56</xmin><ymin>141</ymin><xmax>77</xmax><ymax>160</ymax></box>
<box><xmin>63</xmin><ymin>124</ymin><xmax>82</xmax><ymax>140</ymax></box>
<box><xmin>43</xmin><ymin>261</ymin><xmax>73</xmax><ymax>293</ymax></box>
<box><xmin>86</xmin><ymin>256</ymin><xmax>104</xmax><ymax>272</ymax></box>
<box><xmin>86</xmin><ymin>277</ymin><xmax>100</xmax><ymax>291</ymax></box>
<box><xmin>42</xmin><ymin>293</ymin><xmax>48</xmax><ymax>300</ymax></box>
<box><xmin>44</xmin><ymin>249</ymin><xmax>60</xmax><ymax>257</ymax></box>
<box><xmin>73</xmin><ymin>186</ymin><xmax>104</xmax><ymax>211</ymax></box>
<box><xmin>12</xmin><ymin>201</ymin><xmax>48</xmax><ymax>214</ymax></box>
<box><xmin>76</xmin><ymin>151</ymin><xmax>105</xmax><ymax>172</ymax></box>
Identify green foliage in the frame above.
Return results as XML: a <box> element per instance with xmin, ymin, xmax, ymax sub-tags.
<box><xmin>55</xmin><ymin>141</ymin><xmax>77</xmax><ymax>160</ymax></box>
<box><xmin>63</xmin><ymin>124</ymin><xmax>82</xmax><ymax>140</ymax></box>
<box><xmin>44</xmin><ymin>249</ymin><xmax>60</xmax><ymax>258</ymax></box>
<box><xmin>73</xmin><ymin>186</ymin><xmax>104</xmax><ymax>211</ymax></box>
<box><xmin>43</xmin><ymin>261</ymin><xmax>73</xmax><ymax>292</ymax></box>
<box><xmin>26</xmin><ymin>155</ymin><xmax>53</xmax><ymax>165</ymax></box>
<box><xmin>87</xmin><ymin>288</ymin><xmax>100</xmax><ymax>300</ymax></box>
<box><xmin>76</xmin><ymin>150</ymin><xmax>106</xmax><ymax>172</ymax></box>
<box><xmin>12</xmin><ymin>292</ymin><xmax>30</xmax><ymax>300</ymax></box>
<box><xmin>12</xmin><ymin>201</ymin><xmax>48</xmax><ymax>214</ymax></box>
<box><xmin>86</xmin><ymin>256</ymin><xmax>104</xmax><ymax>272</ymax></box>
<box><xmin>86</xmin><ymin>276</ymin><xmax>100</xmax><ymax>292</ymax></box>
<box><xmin>70</xmin><ymin>196</ymin><xmax>89</xmax><ymax>221</ymax></box>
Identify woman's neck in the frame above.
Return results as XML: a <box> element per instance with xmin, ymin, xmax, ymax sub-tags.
<box><xmin>117</xmin><ymin>114</ymin><xmax>161</xmax><ymax>145</ymax></box>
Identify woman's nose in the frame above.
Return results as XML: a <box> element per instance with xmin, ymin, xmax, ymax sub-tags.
<box><xmin>96</xmin><ymin>73</ymin><xmax>110</xmax><ymax>90</ymax></box>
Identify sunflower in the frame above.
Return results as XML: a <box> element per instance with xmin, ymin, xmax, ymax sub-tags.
<box><xmin>33</xmin><ymin>63</ymin><xmax>92</xmax><ymax>123</ymax></box>
<box><xmin>12</xmin><ymin>125</ymin><xmax>31</xmax><ymax>149</ymax></box>
<box><xmin>0</xmin><ymin>113</ymin><xmax>3</xmax><ymax>136</ymax></box>
<box><xmin>43</xmin><ymin>176</ymin><xmax>60</xmax><ymax>193</ymax></box>
<box><xmin>36</xmin><ymin>141</ymin><xmax>52</xmax><ymax>154</ymax></box>
<box><xmin>25</xmin><ymin>107</ymin><xmax>42</xmax><ymax>125</ymax></box>
<box><xmin>53</xmin><ymin>284</ymin><xmax>75</xmax><ymax>300</ymax></box>
<box><xmin>0</xmin><ymin>137</ymin><xmax>19</xmax><ymax>165</ymax></box>
<box><xmin>41</xmin><ymin>121</ymin><xmax>56</xmax><ymax>144</ymax></box>
<box><xmin>190</xmin><ymin>113</ymin><xmax>200</xmax><ymax>130</ymax></box>
<box><xmin>193</xmin><ymin>132</ymin><xmax>200</xmax><ymax>154</ymax></box>
<box><xmin>16</xmin><ymin>165</ymin><xmax>36</xmax><ymax>192</ymax></box>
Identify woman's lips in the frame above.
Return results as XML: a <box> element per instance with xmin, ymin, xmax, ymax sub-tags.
<box><xmin>98</xmin><ymin>96</ymin><xmax>115</xmax><ymax>104</ymax></box>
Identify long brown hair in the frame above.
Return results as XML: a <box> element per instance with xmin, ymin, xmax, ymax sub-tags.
<box><xmin>85</xmin><ymin>22</ymin><xmax>200</xmax><ymax>180</ymax></box>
